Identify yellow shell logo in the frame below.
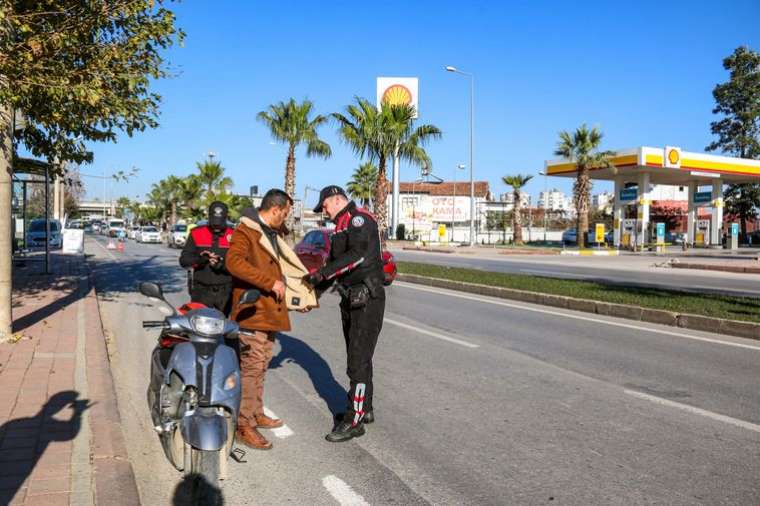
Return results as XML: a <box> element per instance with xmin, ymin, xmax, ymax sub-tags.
<box><xmin>667</xmin><ymin>149</ymin><xmax>680</xmax><ymax>165</ymax></box>
<box><xmin>382</xmin><ymin>84</ymin><xmax>412</xmax><ymax>106</ymax></box>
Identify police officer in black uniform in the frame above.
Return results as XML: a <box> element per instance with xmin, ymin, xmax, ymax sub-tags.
<box><xmin>305</xmin><ymin>185</ymin><xmax>385</xmax><ymax>442</ymax></box>
<box><xmin>179</xmin><ymin>201</ymin><xmax>235</xmax><ymax>314</ymax></box>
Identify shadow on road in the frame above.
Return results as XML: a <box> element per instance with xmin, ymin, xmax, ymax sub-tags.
<box><xmin>0</xmin><ymin>391</ymin><xmax>91</xmax><ymax>504</ymax></box>
<box><xmin>172</xmin><ymin>473</ymin><xmax>225</xmax><ymax>506</ymax></box>
<box><xmin>270</xmin><ymin>333</ymin><xmax>346</xmax><ymax>415</ymax></box>
<box><xmin>88</xmin><ymin>248</ymin><xmax>187</xmax><ymax>296</ymax></box>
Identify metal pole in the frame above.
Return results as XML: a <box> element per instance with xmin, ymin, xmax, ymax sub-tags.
<box><xmin>391</xmin><ymin>145</ymin><xmax>400</xmax><ymax>239</ymax></box>
<box><xmin>44</xmin><ymin>165</ymin><xmax>50</xmax><ymax>274</ymax></box>
<box><xmin>542</xmin><ymin>172</ymin><xmax>548</xmax><ymax>243</ymax></box>
<box><xmin>22</xmin><ymin>181</ymin><xmax>26</xmax><ymax>250</ymax></box>
<box><xmin>451</xmin><ymin>167</ymin><xmax>456</xmax><ymax>243</ymax></box>
<box><xmin>469</xmin><ymin>74</ymin><xmax>475</xmax><ymax>247</ymax></box>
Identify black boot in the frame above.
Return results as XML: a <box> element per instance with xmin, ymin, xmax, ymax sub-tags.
<box><xmin>325</xmin><ymin>420</ymin><xmax>365</xmax><ymax>442</ymax></box>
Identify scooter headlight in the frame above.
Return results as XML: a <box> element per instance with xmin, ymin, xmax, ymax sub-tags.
<box><xmin>191</xmin><ymin>315</ymin><xmax>225</xmax><ymax>336</ymax></box>
<box><xmin>224</xmin><ymin>372</ymin><xmax>238</xmax><ymax>391</ymax></box>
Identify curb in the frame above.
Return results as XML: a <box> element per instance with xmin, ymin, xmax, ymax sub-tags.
<box><xmin>560</xmin><ymin>249</ymin><xmax>619</xmax><ymax>256</ymax></box>
<box><xmin>397</xmin><ymin>273</ymin><xmax>760</xmax><ymax>341</ymax></box>
<box><xmin>672</xmin><ymin>262</ymin><xmax>760</xmax><ymax>274</ymax></box>
<box><xmin>84</xmin><ymin>266</ymin><xmax>141</xmax><ymax>505</ymax></box>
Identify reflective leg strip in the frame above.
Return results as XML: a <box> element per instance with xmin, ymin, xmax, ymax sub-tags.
<box><xmin>352</xmin><ymin>383</ymin><xmax>366</xmax><ymax>427</ymax></box>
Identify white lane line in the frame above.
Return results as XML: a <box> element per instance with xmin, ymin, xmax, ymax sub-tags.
<box><xmin>396</xmin><ymin>281</ymin><xmax>760</xmax><ymax>352</ymax></box>
<box><xmin>384</xmin><ymin>318</ymin><xmax>480</xmax><ymax>349</ymax></box>
<box><xmin>263</xmin><ymin>406</ymin><xmax>294</xmax><ymax>439</ymax></box>
<box><xmin>322</xmin><ymin>475</ymin><xmax>370</xmax><ymax>506</ymax></box>
<box><xmin>90</xmin><ymin>236</ymin><xmax>117</xmax><ymax>260</ymax></box>
<box><xmin>624</xmin><ymin>389</ymin><xmax>760</xmax><ymax>434</ymax></box>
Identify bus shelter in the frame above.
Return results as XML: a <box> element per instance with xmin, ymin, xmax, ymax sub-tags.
<box><xmin>544</xmin><ymin>146</ymin><xmax>760</xmax><ymax>248</ymax></box>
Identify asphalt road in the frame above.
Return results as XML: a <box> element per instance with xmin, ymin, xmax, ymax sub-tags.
<box><xmin>87</xmin><ymin>235</ymin><xmax>760</xmax><ymax>505</ymax></box>
<box><xmin>392</xmin><ymin>249</ymin><xmax>760</xmax><ymax>298</ymax></box>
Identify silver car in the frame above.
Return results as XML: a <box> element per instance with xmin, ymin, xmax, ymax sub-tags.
<box><xmin>137</xmin><ymin>226</ymin><xmax>162</xmax><ymax>244</ymax></box>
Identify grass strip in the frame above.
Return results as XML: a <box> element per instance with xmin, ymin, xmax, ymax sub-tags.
<box><xmin>397</xmin><ymin>261</ymin><xmax>760</xmax><ymax>323</ymax></box>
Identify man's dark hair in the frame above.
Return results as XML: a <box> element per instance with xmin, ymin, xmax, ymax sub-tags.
<box><xmin>260</xmin><ymin>189</ymin><xmax>293</xmax><ymax>211</ymax></box>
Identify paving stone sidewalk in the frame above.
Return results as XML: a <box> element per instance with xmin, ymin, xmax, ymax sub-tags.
<box><xmin>0</xmin><ymin>254</ymin><xmax>139</xmax><ymax>505</ymax></box>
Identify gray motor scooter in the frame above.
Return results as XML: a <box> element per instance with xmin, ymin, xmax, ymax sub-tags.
<box><xmin>139</xmin><ymin>282</ymin><xmax>259</xmax><ymax>499</ymax></box>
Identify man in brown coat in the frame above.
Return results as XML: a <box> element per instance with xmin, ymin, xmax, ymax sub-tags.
<box><xmin>226</xmin><ymin>189</ymin><xmax>306</xmax><ymax>450</ymax></box>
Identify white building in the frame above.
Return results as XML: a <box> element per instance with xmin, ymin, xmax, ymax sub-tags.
<box><xmin>537</xmin><ymin>189</ymin><xmax>572</xmax><ymax>213</ymax></box>
<box><xmin>499</xmin><ymin>191</ymin><xmax>531</xmax><ymax>210</ymax></box>
<box><xmin>393</xmin><ymin>181</ymin><xmax>492</xmax><ymax>241</ymax></box>
<box><xmin>592</xmin><ymin>191</ymin><xmax>614</xmax><ymax>212</ymax></box>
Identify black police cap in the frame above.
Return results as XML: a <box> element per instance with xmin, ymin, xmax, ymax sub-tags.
<box><xmin>313</xmin><ymin>185</ymin><xmax>347</xmax><ymax>213</ymax></box>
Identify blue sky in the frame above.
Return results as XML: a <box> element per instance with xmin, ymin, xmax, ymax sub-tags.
<box><xmin>84</xmin><ymin>0</ymin><xmax>760</xmax><ymax>206</ymax></box>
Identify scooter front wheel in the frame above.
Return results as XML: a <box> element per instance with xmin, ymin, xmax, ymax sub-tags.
<box><xmin>188</xmin><ymin>447</ymin><xmax>222</xmax><ymax>506</ymax></box>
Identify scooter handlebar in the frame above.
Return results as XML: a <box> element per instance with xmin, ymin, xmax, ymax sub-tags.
<box><xmin>142</xmin><ymin>321</ymin><xmax>167</xmax><ymax>329</ymax></box>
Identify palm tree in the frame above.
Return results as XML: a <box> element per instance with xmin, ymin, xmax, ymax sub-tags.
<box><xmin>502</xmin><ymin>174</ymin><xmax>533</xmax><ymax>245</ymax></box>
<box><xmin>161</xmin><ymin>175</ymin><xmax>184</xmax><ymax>227</ymax></box>
<box><xmin>115</xmin><ymin>197</ymin><xmax>131</xmax><ymax>219</ymax></box>
<box><xmin>196</xmin><ymin>159</ymin><xmax>233</xmax><ymax>199</ymax></box>
<box><xmin>333</xmin><ymin>98</ymin><xmax>441</xmax><ymax>237</ymax></box>
<box><xmin>346</xmin><ymin>162</ymin><xmax>377</xmax><ymax>208</ymax></box>
<box><xmin>147</xmin><ymin>181</ymin><xmax>172</xmax><ymax>226</ymax></box>
<box><xmin>257</xmin><ymin>98</ymin><xmax>332</xmax><ymax>205</ymax></box>
<box><xmin>554</xmin><ymin>124</ymin><xmax>615</xmax><ymax>248</ymax></box>
<box><xmin>179</xmin><ymin>174</ymin><xmax>204</xmax><ymax>221</ymax></box>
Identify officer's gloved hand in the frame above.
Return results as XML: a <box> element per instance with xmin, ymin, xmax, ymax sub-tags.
<box><xmin>302</xmin><ymin>271</ymin><xmax>324</xmax><ymax>288</ymax></box>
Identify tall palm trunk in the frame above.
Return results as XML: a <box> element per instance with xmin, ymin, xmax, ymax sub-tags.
<box><xmin>171</xmin><ymin>202</ymin><xmax>177</xmax><ymax>228</ymax></box>
<box><xmin>283</xmin><ymin>144</ymin><xmax>297</xmax><ymax>242</ymax></box>
<box><xmin>512</xmin><ymin>189</ymin><xmax>523</xmax><ymax>245</ymax></box>
<box><xmin>374</xmin><ymin>154</ymin><xmax>388</xmax><ymax>241</ymax></box>
<box><xmin>575</xmin><ymin>166</ymin><xmax>591</xmax><ymax>248</ymax></box>
<box><xmin>0</xmin><ymin>97</ymin><xmax>12</xmax><ymax>341</ymax></box>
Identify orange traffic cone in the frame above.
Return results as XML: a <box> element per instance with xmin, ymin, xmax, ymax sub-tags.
<box><xmin>117</xmin><ymin>241</ymin><xmax>125</xmax><ymax>252</ymax></box>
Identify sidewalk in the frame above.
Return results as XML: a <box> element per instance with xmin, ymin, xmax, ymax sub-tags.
<box><xmin>0</xmin><ymin>254</ymin><xmax>139</xmax><ymax>505</ymax></box>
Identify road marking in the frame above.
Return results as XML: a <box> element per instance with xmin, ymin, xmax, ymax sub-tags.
<box><xmin>624</xmin><ymin>389</ymin><xmax>760</xmax><ymax>434</ymax></box>
<box><xmin>263</xmin><ymin>406</ymin><xmax>294</xmax><ymax>439</ymax></box>
<box><xmin>322</xmin><ymin>475</ymin><xmax>370</xmax><ymax>506</ymax></box>
<box><xmin>395</xmin><ymin>281</ymin><xmax>760</xmax><ymax>352</ymax></box>
<box><xmin>384</xmin><ymin>318</ymin><xmax>480</xmax><ymax>349</ymax></box>
<box><xmin>90</xmin><ymin>236</ymin><xmax>117</xmax><ymax>260</ymax></box>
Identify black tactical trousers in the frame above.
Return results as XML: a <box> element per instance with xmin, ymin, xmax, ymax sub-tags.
<box><xmin>340</xmin><ymin>287</ymin><xmax>385</xmax><ymax>425</ymax></box>
<box><xmin>190</xmin><ymin>282</ymin><xmax>232</xmax><ymax>316</ymax></box>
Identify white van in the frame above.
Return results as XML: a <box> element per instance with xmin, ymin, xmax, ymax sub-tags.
<box><xmin>106</xmin><ymin>219</ymin><xmax>126</xmax><ymax>238</ymax></box>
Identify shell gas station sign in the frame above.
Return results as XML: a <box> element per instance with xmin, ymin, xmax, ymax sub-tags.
<box><xmin>377</xmin><ymin>77</ymin><xmax>419</xmax><ymax>117</ymax></box>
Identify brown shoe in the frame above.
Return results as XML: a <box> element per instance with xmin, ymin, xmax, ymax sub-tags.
<box><xmin>255</xmin><ymin>414</ymin><xmax>284</xmax><ymax>429</ymax></box>
<box><xmin>236</xmin><ymin>424</ymin><xmax>272</xmax><ymax>450</ymax></box>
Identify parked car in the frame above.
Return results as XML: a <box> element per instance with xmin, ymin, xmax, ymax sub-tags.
<box><xmin>136</xmin><ymin>225</ymin><xmax>161</xmax><ymax>244</ymax></box>
<box><xmin>128</xmin><ymin>225</ymin><xmax>141</xmax><ymax>240</ymax></box>
<box><xmin>167</xmin><ymin>223</ymin><xmax>188</xmax><ymax>248</ymax></box>
<box><xmin>26</xmin><ymin>219</ymin><xmax>63</xmax><ymax>249</ymax></box>
<box><xmin>561</xmin><ymin>228</ymin><xmax>612</xmax><ymax>246</ymax></box>
<box><xmin>294</xmin><ymin>229</ymin><xmax>397</xmax><ymax>285</ymax></box>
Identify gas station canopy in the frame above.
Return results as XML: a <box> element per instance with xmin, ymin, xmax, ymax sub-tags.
<box><xmin>544</xmin><ymin>146</ymin><xmax>760</xmax><ymax>248</ymax></box>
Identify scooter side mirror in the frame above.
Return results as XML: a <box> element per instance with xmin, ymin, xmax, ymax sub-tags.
<box><xmin>139</xmin><ymin>282</ymin><xmax>164</xmax><ymax>300</ymax></box>
<box><xmin>238</xmin><ymin>289</ymin><xmax>260</xmax><ymax>306</ymax></box>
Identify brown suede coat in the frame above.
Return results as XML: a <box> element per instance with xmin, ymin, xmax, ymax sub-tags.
<box><xmin>226</xmin><ymin>219</ymin><xmax>290</xmax><ymax>332</ymax></box>
<box><xmin>226</xmin><ymin>216</ymin><xmax>317</xmax><ymax>332</ymax></box>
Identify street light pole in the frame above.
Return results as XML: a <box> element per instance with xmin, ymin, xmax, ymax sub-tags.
<box><xmin>539</xmin><ymin>171</ymin><xmax>548</xmax><ymax>243</ymax></box>
<box><xmin>445</xmin><ymin>66</ymin><xmax>475</xmax><ymax>246</ymax></box>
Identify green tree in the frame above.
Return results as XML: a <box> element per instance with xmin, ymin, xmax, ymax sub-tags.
<box><xmin>502</xmin><ymin>175</ymin><xmax>533</xmax><ymax>245</ymax></box>
<box><xmin>257</xmin><ymin>98</ymin><xmax>332</xmax><ymax>232</ymax></box>
<box><xmin>179</xmin><ymin>175</ymin><xmax>205</xmax><ymax>221</ymax></box>
<box><xmin>706</xmin><ymin>46</ymin><xmax>760</xmax><ymax>242</ymax></box>
<box><xmin>554</xmin><ymin>125</ymin><xmax>615</xmax><ymax>248</ymax></box>
<box><xmin>115</xmin><ymin>197</ymin><xmax>131</xmax><ymax>219</ymax></box>
<box><xmin>333</xmin><ymin>99</ymin><xmax>441</xmax><ymax>238</ymax></box>
<box><xmin>0</xmin><ymin>1</ymin><xmax>182</xmax><ymax>340</ymax></box>
<box><xmin>196</xmin><ymin>159</ymin><xmax>233</xmax><ymax>199</ymax></box>
<box><xmin>346</xmin><ymin>162</ymin><xmax>378</xmax><ymax>208</ymax></box>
